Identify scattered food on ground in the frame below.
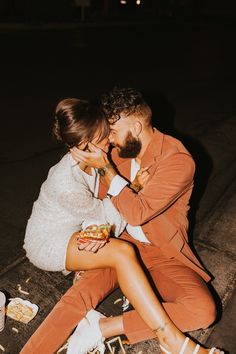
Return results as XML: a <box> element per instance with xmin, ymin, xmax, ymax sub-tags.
<box><xmin>113</xmin><ymin>298</ymin><xmax>122</xmax><ymax>305</ymax></box>
<box><xmin>12</xmin><ymin>327</ymin><xmax>19</xmax><ymax>333</ymax></box>
<box><xmin>17</xmin><ymin>284</ymin><xmax>29</xmax><ymax>295</ymax></box>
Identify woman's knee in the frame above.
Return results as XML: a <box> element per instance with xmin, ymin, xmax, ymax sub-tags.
<box><xmin>111</xmin><ymin>240</ymin><xmax>136</xmax><ymax>262</ymax></box>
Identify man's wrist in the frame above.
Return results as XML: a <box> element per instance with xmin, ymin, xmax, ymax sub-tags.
<box><xmin>130</xmin><ymin>182</ymin><xmax>142</xmax><ymax>193</ymax></box>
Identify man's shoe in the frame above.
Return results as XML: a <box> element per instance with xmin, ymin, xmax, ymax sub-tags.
<box><xmin>67</xmin><ymin>309</ymin><xmax>106</xmax><ymax>354</ymax></box>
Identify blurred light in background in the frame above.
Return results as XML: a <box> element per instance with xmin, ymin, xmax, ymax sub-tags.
<box><xmin>120</xmin><ymin>0</ymin><xmax>142</xmax><ymax>6</ymax></box>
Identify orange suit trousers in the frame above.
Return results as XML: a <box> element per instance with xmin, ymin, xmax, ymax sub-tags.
<box><xmin>20</xmin><ymin>235</ymin><xmax>216</xmax><ymax>354</ymax></box>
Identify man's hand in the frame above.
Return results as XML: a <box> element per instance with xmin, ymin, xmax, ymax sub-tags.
<box><xmin>70</xmin><ymin>143</ymin><xmax>109</xmax><ymax>169</ymax></box>
<box><xmin>130</xmin><ymin>167</ymin><xmax>150</xmax><ymax>192</ymax></box>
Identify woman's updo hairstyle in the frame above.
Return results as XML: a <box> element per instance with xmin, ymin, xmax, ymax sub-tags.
<box><xmin>53</xmin><ymin>98</ymin><xmax>109</xmax><ymax>148</ymax></box>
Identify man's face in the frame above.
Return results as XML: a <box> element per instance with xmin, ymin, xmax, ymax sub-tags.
<box><xmin>109</xmin><ymin>115</ymin><xmax>142</xmax><ymax>158</ymax></box>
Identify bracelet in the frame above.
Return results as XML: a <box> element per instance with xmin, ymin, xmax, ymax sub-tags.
<box><xmin>97</xmin><ymin>163</ymin><xmax>112</xmax><ymax>176</ymax></box>
<box><xmin>130</xmin><ymin>182</ymin><xmax>142</xmax><ymax>193</ymax></box>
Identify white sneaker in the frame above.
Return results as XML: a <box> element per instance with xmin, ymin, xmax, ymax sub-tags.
<box><xmin>67</xmin><ymin>309</ymin><xmax>106</xmax><ymax>354</ymax></box>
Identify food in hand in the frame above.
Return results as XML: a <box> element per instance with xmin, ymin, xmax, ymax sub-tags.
<box><xmin>77</xmin><ymin>224</ymin><xmax>111</xmax><ymax>243</ymax></box>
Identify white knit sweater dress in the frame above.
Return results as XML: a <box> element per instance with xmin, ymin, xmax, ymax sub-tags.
<box><xmin>23</xmin><ymin>153</ymin><xmax>126</xmax><ymax>271</ymax></box>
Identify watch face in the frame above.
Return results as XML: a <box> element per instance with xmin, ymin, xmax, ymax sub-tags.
<box><xmin>98</xmin><ymin>168</ymin><xmax>105</xmax><ymax>176</ymax></box>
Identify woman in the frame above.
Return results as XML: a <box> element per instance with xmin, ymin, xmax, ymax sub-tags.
<box><xmin>23</xmin><ymin>98</ymin><xmax>223</xmax><ymax>354</ymax></box>
<box><xmin>23</xmin><ymin>98</ymin><xmax>126</xmax><ymax>272</ymax></box>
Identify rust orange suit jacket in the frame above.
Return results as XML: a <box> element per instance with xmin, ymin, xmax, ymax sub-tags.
<box><xmin>99</xmin><ymin>128</ymin><xmax>211</xmax><ymax>282</ymax></box>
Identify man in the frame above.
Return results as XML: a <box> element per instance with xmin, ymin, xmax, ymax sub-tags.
<box><xmin>21</xmin><ymin>88</ymin><xmax>217</xmax><ymax>354</ymax></box>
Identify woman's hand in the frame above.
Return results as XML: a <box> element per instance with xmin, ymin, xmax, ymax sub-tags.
<box><xmin>76</xmin><ymin>223</ymin><xmax>109</xmax><ymax>253</ymax></box>
<box><xmin>130</xmin><ymin>167</ymin><xmax>150</xmax><ymax>192</ymax></box>
<box><xmin>70</xmin><ymin>143</ymin><xmax>109</xmax><ymax>169</ymax></box>
<box><xmin>77</xmin><ymin>239</ymin><xmax>107</xmax><ymax>253</ymax></box>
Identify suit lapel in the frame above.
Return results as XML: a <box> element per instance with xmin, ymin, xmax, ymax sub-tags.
<box><xmin>141</xmin><ymin>128</ymin><xmax>164</xmax><ymax>167</ymax></box>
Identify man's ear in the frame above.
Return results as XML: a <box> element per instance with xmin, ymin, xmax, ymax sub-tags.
<box><xmin>131</xmin><ymin>120</ymin><xmax>142</xmax><ymax>137</ymax></box>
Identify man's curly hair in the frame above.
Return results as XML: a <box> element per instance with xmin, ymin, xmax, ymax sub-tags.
<box><xmin>101</xmin><ymin>87</ymin><xmax>152</xmax><ymax>125</ymax></box>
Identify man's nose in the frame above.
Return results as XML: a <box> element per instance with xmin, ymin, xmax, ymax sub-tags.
<box><xmin>108</xmin><ymin>133</ymin><xmax>113</xmax><ymax>143</ymax></box>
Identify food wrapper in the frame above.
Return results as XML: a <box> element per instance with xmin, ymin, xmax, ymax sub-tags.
<box><xmin>6</xmin><ymin>297</ymin><xmax>38</xmax><ymax>324</ymax></box>
<box><xmin>78</xmin><ymin>223</ymin><xmax>111</xmax><ymax>242</ymax></box>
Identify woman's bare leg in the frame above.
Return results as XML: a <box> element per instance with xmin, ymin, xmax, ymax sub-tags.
<box><xmin>66</xmin><ymin>234</ymin><xmax>222</xmax><ymax>354</ymax></box>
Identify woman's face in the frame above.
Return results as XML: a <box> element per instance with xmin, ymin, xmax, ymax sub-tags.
<box><xmin>76</xmin><ymin>131</ymin><xmax>110</xmax><ymax>153</ymax></box>
<box><xmin>91</xmin><ymin>135</ymin><xmax>110</xmax><ymax>153</ymax></box>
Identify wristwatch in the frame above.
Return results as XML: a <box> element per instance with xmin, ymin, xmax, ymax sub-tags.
<box><xmin>97</xmin><ymin>163</ymin><xmax>112</xmax><ymax>176</ymax></box>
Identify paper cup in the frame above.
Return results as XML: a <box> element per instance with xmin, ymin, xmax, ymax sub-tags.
<box><xmin>0</xmin><ymin>291</ymin><xmax>6</xmax><ymax>332</ymax></box>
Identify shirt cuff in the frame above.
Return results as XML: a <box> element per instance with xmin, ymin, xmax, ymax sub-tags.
<box><xmin>107</xmin><ymin>175</ymin><xmax>128</xmax><ymax>196</ymax></box>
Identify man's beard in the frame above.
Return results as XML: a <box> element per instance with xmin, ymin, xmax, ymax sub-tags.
<box><xmin>117</xmin><ymin>131</ymin><xmax>142</xmax><ymax>158</ymax></box>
